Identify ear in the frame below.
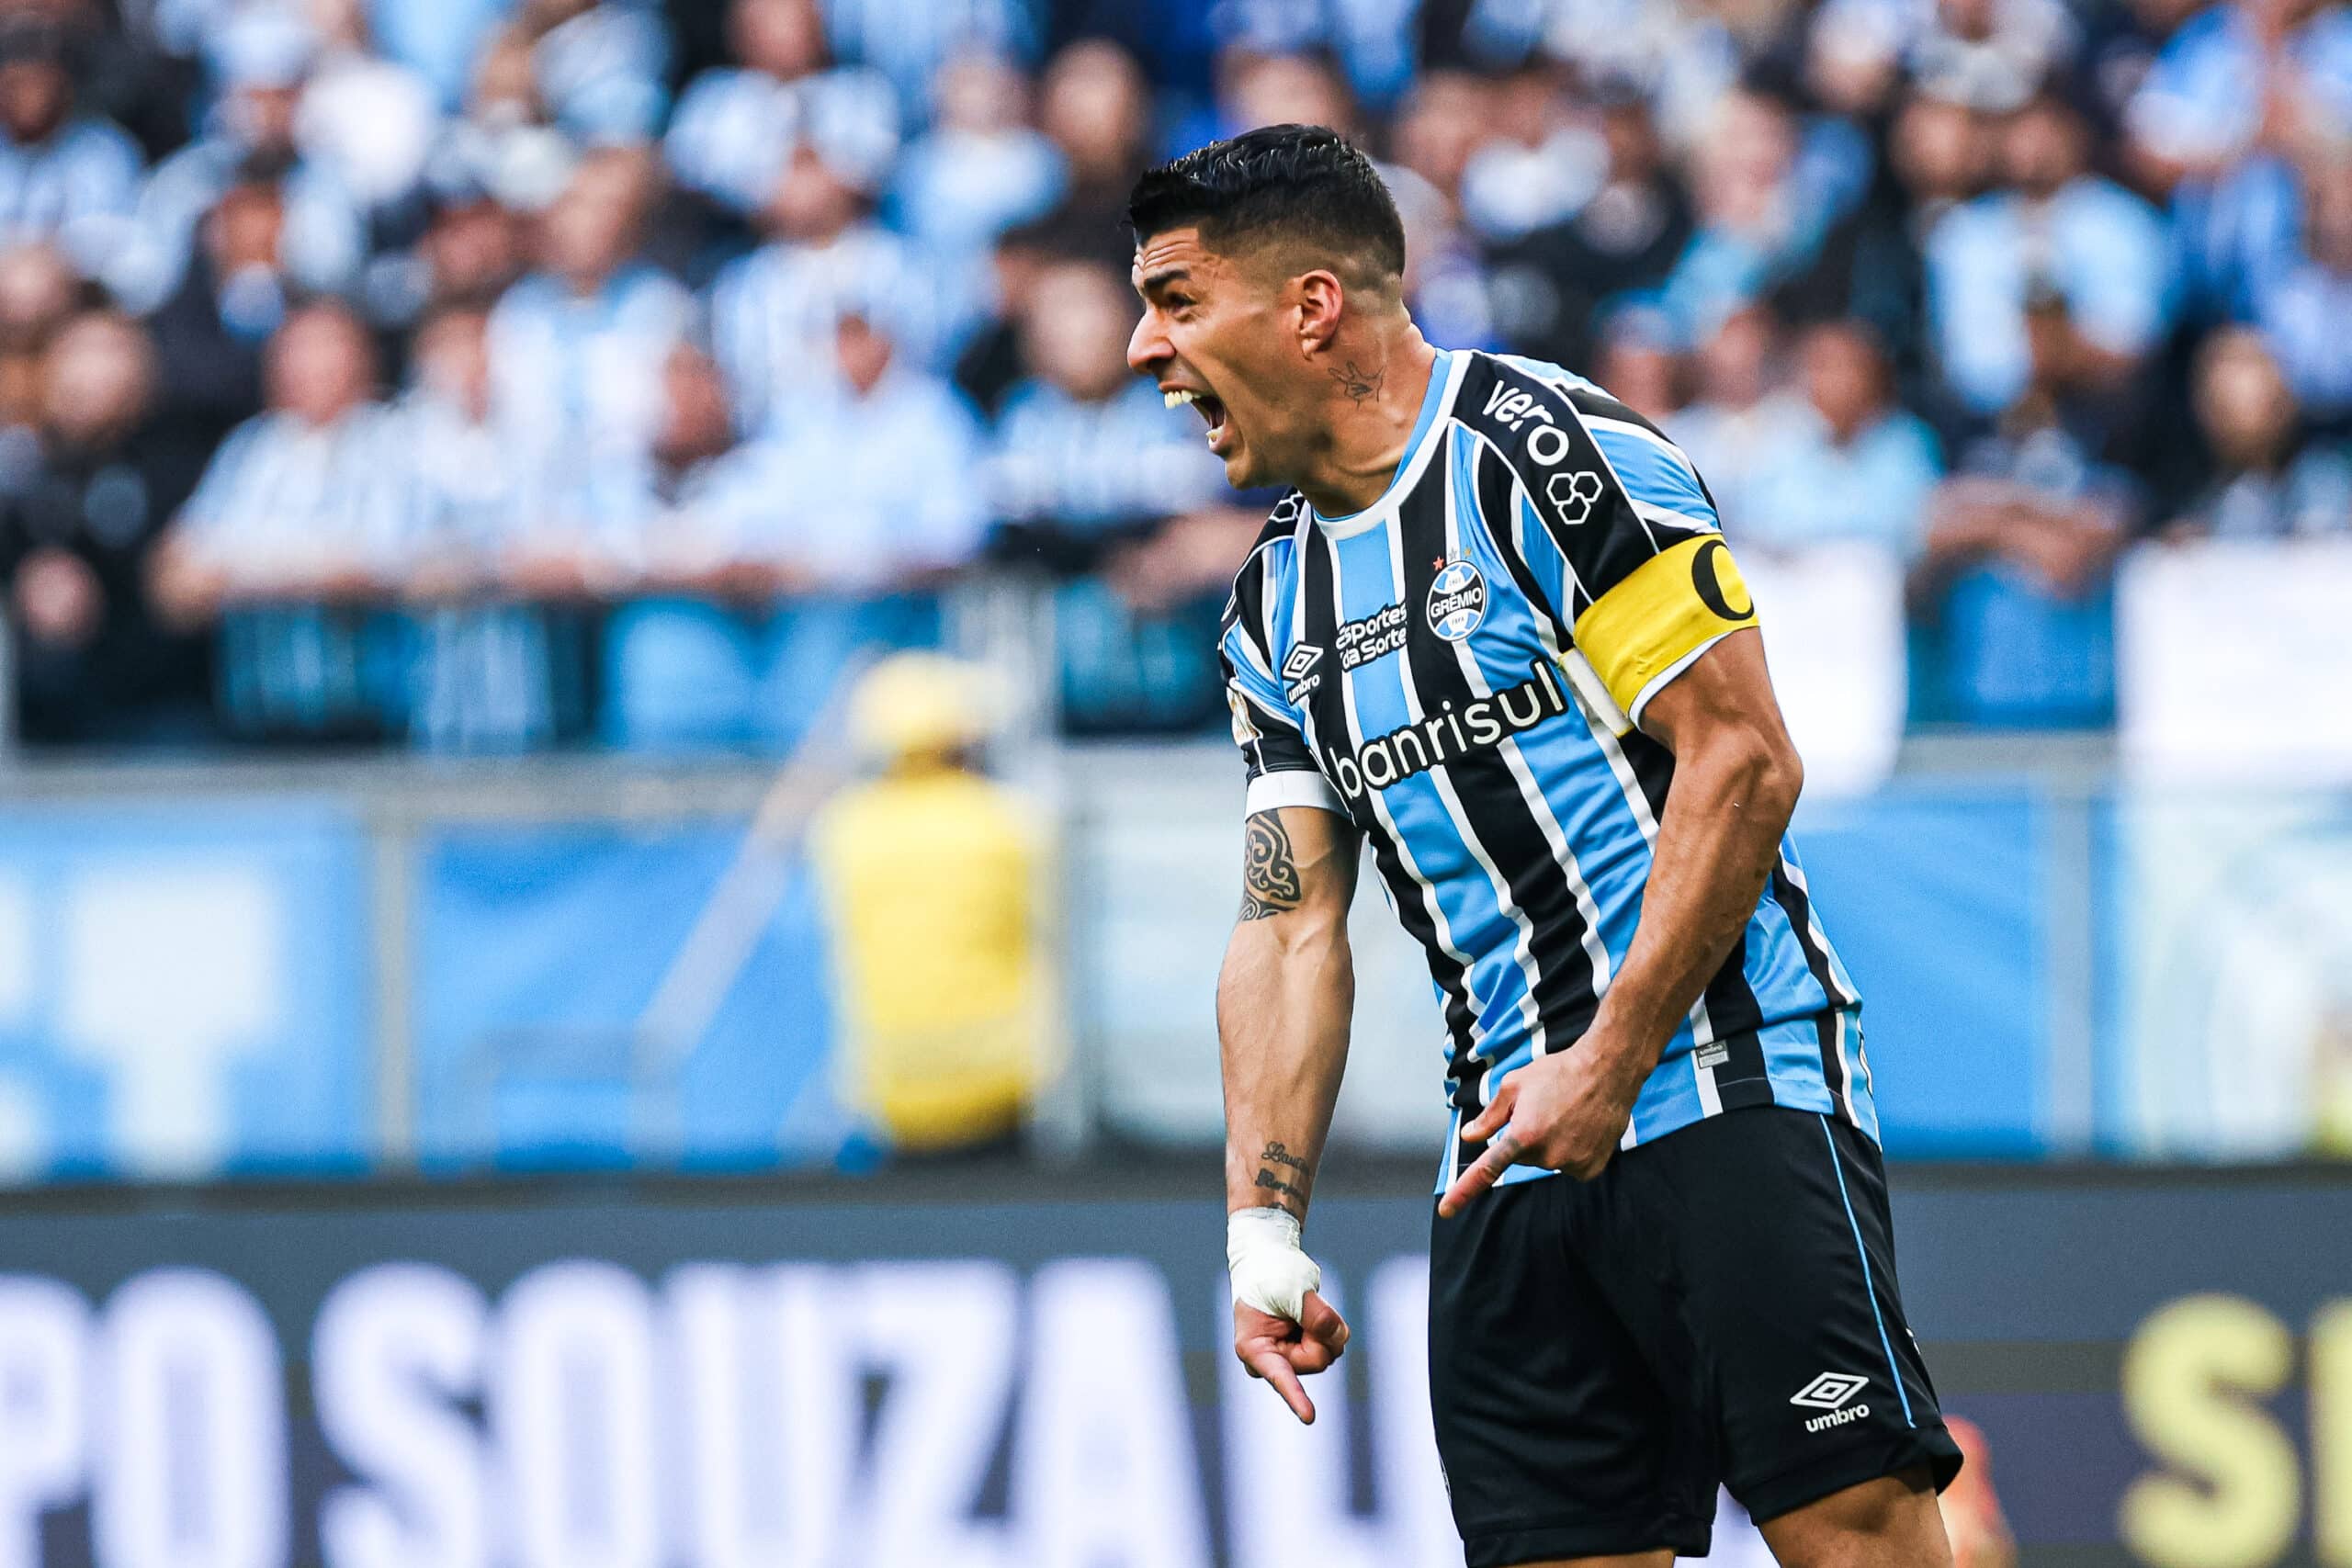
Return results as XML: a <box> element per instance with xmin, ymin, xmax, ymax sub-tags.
<box><xmin>1293</xmin><ymin>270</ymin><xmax>1345</xmax><ymax>357</ymax></box>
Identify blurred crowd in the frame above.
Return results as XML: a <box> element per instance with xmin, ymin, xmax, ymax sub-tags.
<box><xmin>0</xmin><ymin>0</ymin><xmax>2342</xmax><ymax>748</ymax></box>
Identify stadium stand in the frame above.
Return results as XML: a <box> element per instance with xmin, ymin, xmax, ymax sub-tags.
<box><xmin>0</xmin><ymin>0</ymin><xmax>2338</xmax><ymax>750</ymax></box>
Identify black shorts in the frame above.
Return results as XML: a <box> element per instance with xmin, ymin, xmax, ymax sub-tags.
<box><xmin>1428</xmin><ymin>1106</ymin><xmax>1963</xmax><ymax>1566</ymax></box>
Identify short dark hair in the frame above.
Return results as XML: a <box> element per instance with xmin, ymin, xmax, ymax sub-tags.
<box><xmin>1127</xmin><ymin>124</ymin><xmax>1406</xmax><ymax>283</ymax></box>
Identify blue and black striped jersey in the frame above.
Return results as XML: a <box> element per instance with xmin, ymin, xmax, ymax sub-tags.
<box><xmin>1217</xmin><ymin>348</ymin><xmax>1874</xmax><ymax>1192</ymax></box>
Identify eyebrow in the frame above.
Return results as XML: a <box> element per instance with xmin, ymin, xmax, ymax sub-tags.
<box><xmin>1138</xmin><ymin>266</ymin><xmax>1193</xmax><ymax>294</ymax></box>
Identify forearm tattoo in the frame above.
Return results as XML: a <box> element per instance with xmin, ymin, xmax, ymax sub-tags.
<box><xmin>1238</xmin><ymin>811</ymin><xmax>1304</xmax><ymax>920</ymax></box>
<box><xmin>1254</xmin><ymin>1168</ymin><xmax>1306</xmax><ymax>1206</ymax></box>
<box><xmin>1254</xmin><ymin>1142</ymin><xmax>1310</xmax><ymax>1210</ymax></box>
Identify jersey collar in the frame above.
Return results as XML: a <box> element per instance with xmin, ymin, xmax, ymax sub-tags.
<box><xmin>1309</xmin><ymin>347</ymin><xmax>1467</xmax><ymax>538</ymax></box>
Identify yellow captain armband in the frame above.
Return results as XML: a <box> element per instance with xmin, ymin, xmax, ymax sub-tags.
<box><xmin>1570</xmin><ymin>536</ymin><xmax>1758</xmax><ymax>722</ymax></box>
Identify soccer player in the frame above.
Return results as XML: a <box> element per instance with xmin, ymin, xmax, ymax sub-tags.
<box><xmin>1127</xmin><ymin>126</ymin><xmax>1963</xmax><ymax>1567</ymax></box>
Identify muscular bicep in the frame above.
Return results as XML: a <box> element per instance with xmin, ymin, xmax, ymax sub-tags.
<box><xmin>1635</xmin><ymin>625</ymin><xmax>1799</xmax><ymax>777</ymax></box>
<box><xmin>1238</xmin><ymin>806</ymin><xmax>1360</xmax><ymax>925</ymax></box>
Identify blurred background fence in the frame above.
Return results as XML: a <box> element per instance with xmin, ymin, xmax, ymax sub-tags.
<box><xmin>3</xmin><ymin>691</ymin><xmax>2351</xmax><ymax>1181</ymax></box>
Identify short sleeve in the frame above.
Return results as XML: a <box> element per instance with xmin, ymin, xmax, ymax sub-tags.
<box><xmin>1221</xmin><ymin>516</ymin><xmax>1345</xmax><ymax>818</ymax></box>
<box><xmin>1467</xmin><ymin>361</ymin><xmax>1760</xmax><ymax>728</ymax></box>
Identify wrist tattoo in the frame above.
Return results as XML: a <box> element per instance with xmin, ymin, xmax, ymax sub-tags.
<box><xmin>1238</xmin><ymin>810</ymin><xmax>1303</xmax><ymax>921</ymax></box>
<box><xmin>1259</xmin><ymin>1140</ymin><xmax>1308</xmax><ymax>1173</ymax></box>
<box><xmin>1253</xmin><ymin>1168</ymin><xmax>1306</xmax><ymax>1207</ymax></box>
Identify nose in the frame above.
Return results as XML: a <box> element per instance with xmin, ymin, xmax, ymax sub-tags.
<box><xmin>1126</xmin><ymin>309</ymin><xmax>1169</xmax><ymax>378</ymax></box>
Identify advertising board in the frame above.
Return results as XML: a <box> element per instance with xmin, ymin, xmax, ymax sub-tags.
<box><xmin>0</xmin><ymin>1166</ymin><xmax>2346</xmax><ymax>1567</ymax></box>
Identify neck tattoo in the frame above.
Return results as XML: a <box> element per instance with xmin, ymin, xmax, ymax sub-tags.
<box><xmin>1328</xmin><ymin>358</ymin><xmax>1385</xmax><ymax>406</ymax></box>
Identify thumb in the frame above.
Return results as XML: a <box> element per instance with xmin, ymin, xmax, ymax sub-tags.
<box><xmin>1461</xmin><ymin>1079</ymin><xmax>1517</xmax><ymax>1144</ymax></box>
<box><xmin>1297</xmin><ymin>1289</ymin><xmax>1350</xmax><ymax>1352</ymax></box>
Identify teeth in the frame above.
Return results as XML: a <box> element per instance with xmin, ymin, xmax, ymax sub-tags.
<box><xmin>1164</xmin><ymin>389</ymin><xmax>1200</xmax><ymax>409</ymax></box>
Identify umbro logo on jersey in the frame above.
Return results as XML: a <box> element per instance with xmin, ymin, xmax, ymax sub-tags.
<box><xmin>1792</xmin><ymin>1372</ymin><xmax>1871</xmax><ymax>1433</ymax></box>
<box><xmin>1282</xmin><ymin>644</ymin><xmax>1325</xmax><ymax>703</ymax></box>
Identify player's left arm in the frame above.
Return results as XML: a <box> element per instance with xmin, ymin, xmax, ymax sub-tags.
<box><xmin>1440</xmin><ymin>625</ymin><xmax>1803</xmax><ymax>1213</ymax></box>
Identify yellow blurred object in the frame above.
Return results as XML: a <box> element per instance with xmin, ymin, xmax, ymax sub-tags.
<box><xmin>814</xmin><ymin>656</ymin><xmax>1051</xmax><ymax>1152</ymax></box>
<box><xmin>848</xmin><ymin>651</ymin><xmax>1001</xmax><ymax>764</ymax></box>
<box><xmin>2312</xmin><ymin>1006</ymin><xmax>2352</xmax><ymax>1156</ymax></box>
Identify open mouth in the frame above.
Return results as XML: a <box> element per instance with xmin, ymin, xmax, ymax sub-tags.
<box><xmin>1163</xmin><ymin>386</ymin><xmax>1228</xmax><ymax>446</ymax></box>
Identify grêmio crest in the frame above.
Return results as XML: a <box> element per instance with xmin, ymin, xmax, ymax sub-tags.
<box><xmin>1426</xmin><ymin>558</ymin><xmax>1487</xmax><ymax>641</ymax></box>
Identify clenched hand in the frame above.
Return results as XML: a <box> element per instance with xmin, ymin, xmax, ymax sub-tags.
<box><xmin>1233</xmin><ymin>1290</ymin><xmax>1351</xmax><ymax>1423</ymax></box>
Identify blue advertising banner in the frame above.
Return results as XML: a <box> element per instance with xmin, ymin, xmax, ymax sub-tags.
<box><xmin>1793</xmin><ymin>785</ymin><xmax>2050</xmax><ymax>1156</ymax></box>
<box><xmin>0</xmin><ymin>801</ymin><xmax>369</xmax><ymax>1181</ymax></box>
<box><xmin>0</xmin><ymin>770</ymin><xmax>2226</xmax><ymax>1181</ymax></box>
<box><xmin>410</xmin><ymin>823</ymin><xmax>854</xmax><ymax>1172</ymax></box>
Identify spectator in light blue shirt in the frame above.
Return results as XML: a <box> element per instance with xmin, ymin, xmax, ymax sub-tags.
<box><xmin>111</xmin><ymin>8</ymin><xmax>364</xmax><ymax>313</ymax></box>
<box><xmin>982</xmin><ymin>256</ymin><xmax>1259</xmax><ymax>734</ymax></box>
<box><xmin>1912</xmin><ymin>290</ymin><xmax>2139</xmax><ymax>725</ymax></box>
<box><xmin>0</xmin><ymin>20</ymin><xmax>141</xmax><ymax>280</ymax></box>
<box><xmin>153</xmin><ymin>302</ymin><xmax>421</xmax><ymax>737</ymax></box>
<box><xmin>396</xmin><ymin>302</ymin><xmax>570</xmax><ymax>752</ymax></box>
<box><xmin>1742</xmin><ymin>321</ymin><xmax>1945</xmax><ymax>557</ymax></box>
<box><xmin>887</xmin><ymin>51</ymin><xmax>1063</xmax><ymax>260</ymax></box>
<box><xmin>487</xmin><ymin>146</ymin><xmax>695</xmax><ymax>483</ymax></box>
<box><xmin>1656</xmin><ymin>87</ymin><xmax>1849</xmax><ymax>348</ymax></box>
<box><xmin>2164</xmin><ymin>325</ymin><xmax>2352</xmax><ymax>539</ymax></box>
<box><xmin>366</xmin><ymin>0</ymin><xmax>514</xmax><ymax>110</ymax></box>
<box><xmin>707</xmin><ymin>142</ymin><xmax>966</xmax><ymax>431</ymax></box>
<box><xmin>1926</xmin><ymin>90</ymin><xmax>2172</xmax><ymax>415</ymax></box>
<box><xmin>522</xmin><ymin>0</ymin><xmax>672</xmax><ymax>146</ymax></box>
<box><xmin>157</xmin><ymin>301</ymin><xmax>417</xmax><ymax>599</ymax></box>
<box><xmin>605</xmin><ymin>310</ymin><xmax>980</xmax><ymax>750</ymax></box>
<box><xmin>2173</xmin><ymin>151</ymin><xmax>2301</xmax><ymax>321</ymax></box>
<box><xmin>729</xmin><ymin>310</ymin><xmax>989</xmax><ymax>586</ymax></box>
<box><xmin>665</xmin><ymin>0</ymin><xmax>899</xmax><ymax>221</ymax></box>
<box><xmin>2241</xmin><ymin>149</ymin><xmax>2352</xmax><ymax>422</ymax></box>
<box><xmin>820</xmin><ymin>0</ymin><xmax>1039</xmax><ymax>117</ymax></box>
<box><xmin>2125</xmin><ymin>0</ymin><xmax>2352</xmax><ymax>183</ymax></box>
<box><xmin>1670</xmin><ymin>303</ymin><xmax>1812</xmax><ymax>537</ymax></box>
<box><xmin>986</xmin><ymin>258</ymin><xmax>1225</xmax><ymax>547</ymax></box>
<box><xmin>400</xmin><ymin>306</ymin><xmax>527</xmax><ymax>571</ymax></box>
<box><xmin>406</xmin><ymin>303</ymin><xmax>718</xmax><ymax>750</ymax></box>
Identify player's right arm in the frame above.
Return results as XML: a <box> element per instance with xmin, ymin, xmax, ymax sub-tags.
<box><xmin>1214</xmin><ymin>522</ymin><xmax>1359</xmax><ymax>1424</ymax></box>
<box><xmin>1218</xmin><ymin>800</ymin><xmax>1359</xmax><ymax>1425</ymax></box>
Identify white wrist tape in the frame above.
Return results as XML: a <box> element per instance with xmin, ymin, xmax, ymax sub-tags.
<box><xmin>1227</xmin><ymin>1206</ymin><xmax>1321</xmax><ymax>1323</ymax></box>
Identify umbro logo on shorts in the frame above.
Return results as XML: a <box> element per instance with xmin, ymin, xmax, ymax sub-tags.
<box><xmin>1790</xmin><ymin>1371</ymin><xmax>1868</xmax><ymax>1409</ymax></box>
<box><xmin>1791</xmin><ymin>1371</ymin><xmax>1871</xmax><ymax>1432</ymax></box>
